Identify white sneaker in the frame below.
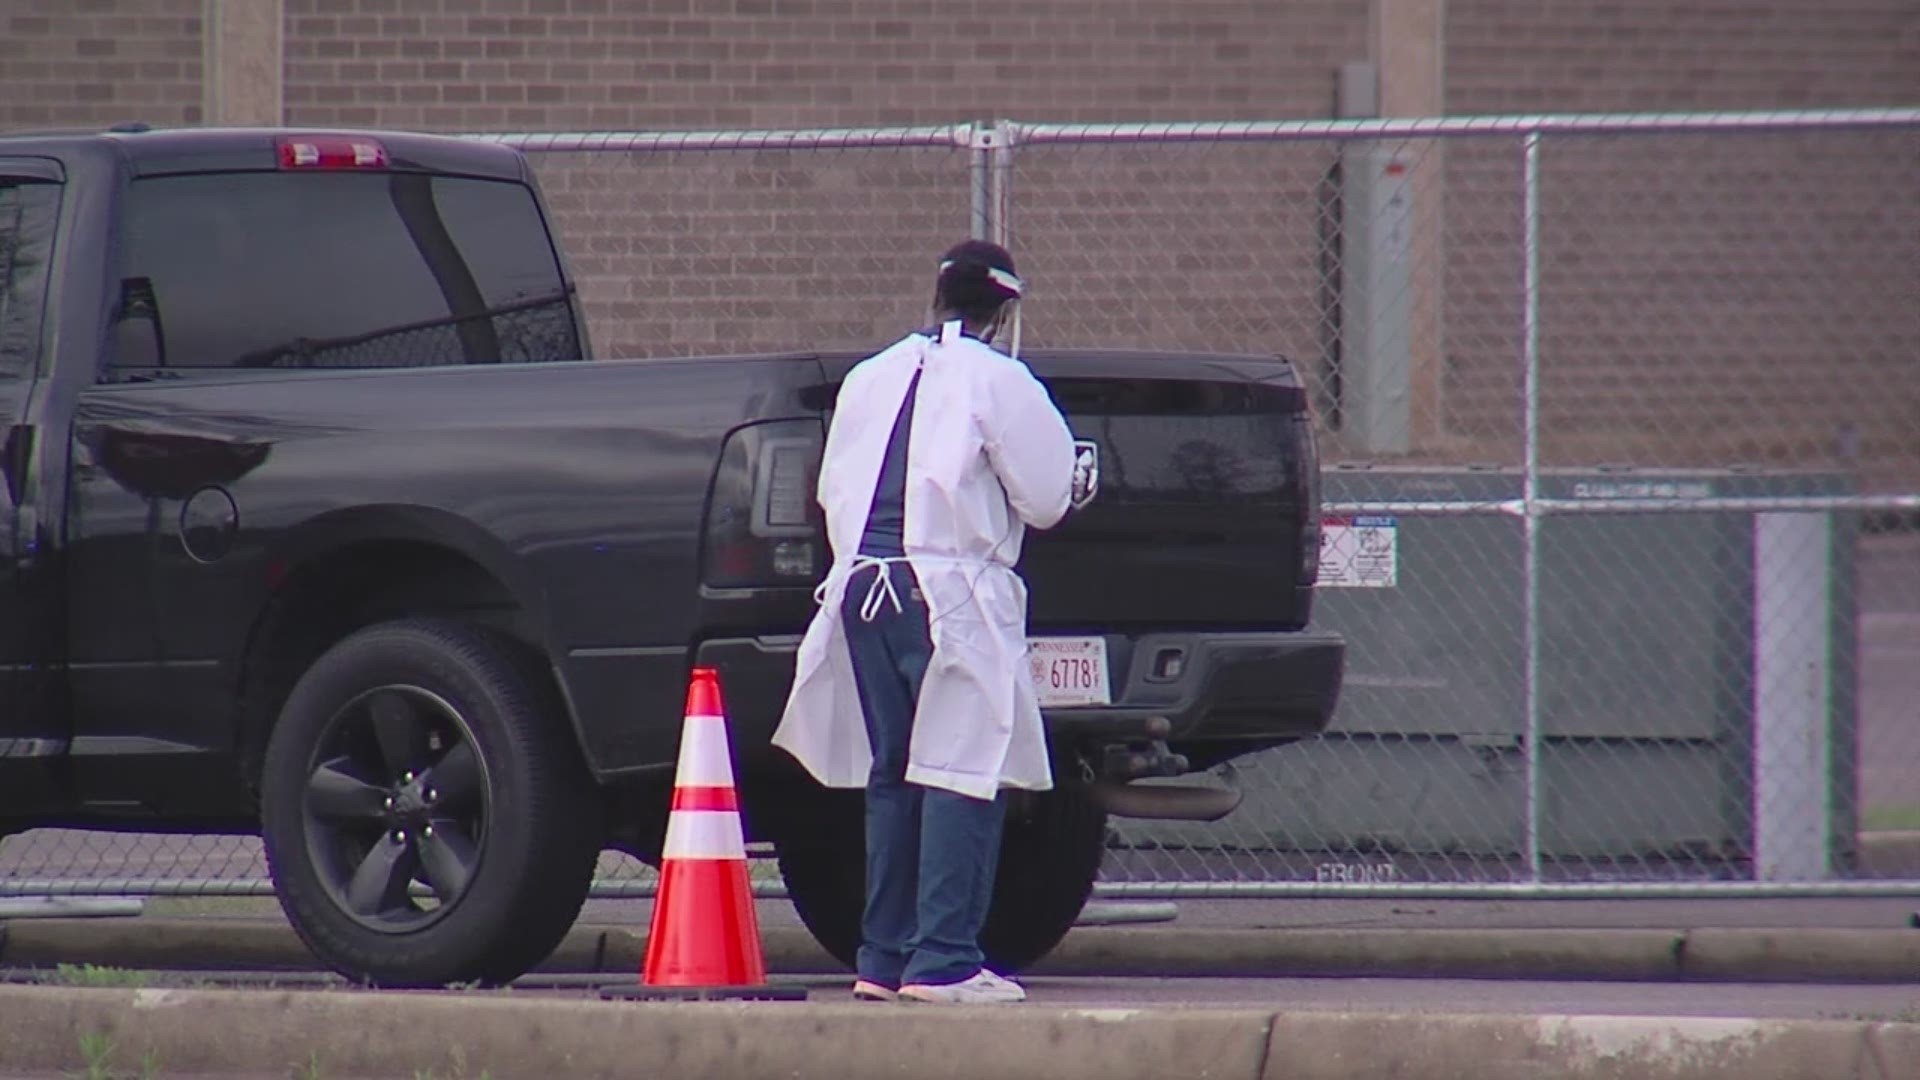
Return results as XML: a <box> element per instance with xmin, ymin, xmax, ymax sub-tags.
<box><xmin>852</xmin><ymin>978</ymin><xmax>898</xmax><ymax>1002</ymax></box>
<box><xmin>898</xmin><ymin>969</ymin><xmax>1026</xmax><ymax>1004</ymax></box>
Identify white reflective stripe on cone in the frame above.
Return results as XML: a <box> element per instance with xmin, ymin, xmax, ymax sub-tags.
<box><xmin>674</xmin><ymin>715</ymin><xmax>738</xmax><ymax>788</ymax></box>
<box><xmin>661</xmin><ymin>809</ymin><xmax>748</xmax><ymax>861</ymax></box>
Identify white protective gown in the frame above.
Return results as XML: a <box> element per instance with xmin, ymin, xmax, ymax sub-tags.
<box><xmin>772</xmin><ymin>321</ymin><xmax>1077</xmax><ymax>801</ymax></box>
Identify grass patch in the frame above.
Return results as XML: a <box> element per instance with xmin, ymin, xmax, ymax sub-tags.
<box><xmin>71</xmin><ymin>1030</ymin><xmax>159</xmax><ymax>1080</ymax></box>
<box><xmin>53</xmin><ymin>965</ymin><xmax>151</xmax><ymax>989</ymax></box>
<box><xmin>408</xmin><ymin>1047</ymin><xmax>491</xmax><ymax>1080</ymax></box>
<box><xmin>1861</xmin><ymin>805</ymin><xmax>1920</xmax><ymax>832</ymax></box>
<box><xmin>141</xmin><ymin>895</ymin><xmax>284</xmax><ymax>919</ymax></box>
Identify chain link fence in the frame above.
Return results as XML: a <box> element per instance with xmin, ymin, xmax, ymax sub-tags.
<box><xmin>1005</xmin><ymin>111</ymin><xmax>1920</xmax><ymax>895</ymax></box>
<box><xmin>234</xmin><ymin>292</ymin><xmax>582</xmax><ymax>370</ymax></box>
<box><xmin>4</xmin><ymin>109</ymin><xmax>1917</xmax><ymax>900</ymax></box>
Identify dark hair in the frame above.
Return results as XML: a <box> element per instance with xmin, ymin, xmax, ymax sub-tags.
<box><xmin>933</xmin><ymin>239</ymin><xmax>1022</xmax><ymax>325</ymax></box>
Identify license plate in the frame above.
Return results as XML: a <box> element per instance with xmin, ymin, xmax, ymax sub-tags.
<box><xmin>1028</xmin><ymin>636</ymin><xmax>1111</xmax><ymax>708</ymax></box>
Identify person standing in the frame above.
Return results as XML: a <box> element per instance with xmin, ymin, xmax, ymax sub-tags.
<box><xmin>772</xmin><ymin>240</ymin><xmax>1078</xmax><ymax>1004</ymax></box>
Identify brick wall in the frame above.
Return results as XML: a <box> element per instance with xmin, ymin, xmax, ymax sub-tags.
<box><xmin>0</xmin><ymin>0</ymin><xmax>202</xmax><ymax>131</ymax></box>
<box><xmin>1440</xmin><ymin>1</ymin><xmax>1920</xmax><ymax>485</ymax></box>
<box><xmin>1007</xmin><ymin>139</ymin><xmax>1345</xmax><ymax>396</ymax></box>
<box><xmin>279</xmin><ymin>0</ymin><xmax>1368</xmax><ymax>364</ymax></box>
<box><xmin>1447</xmin><ymin>0</ymin><xmax>1920</xmax><ymax>114</ymax></box>
<box><xmin>1526</xmin><ymin>130</ymin><xmax>1919</xmax><ymax>483</ymax></box>
<box><xmin>281</xmin><ymin>0</ymin><xmax>1361</xmax><ymax>133</ymax></box>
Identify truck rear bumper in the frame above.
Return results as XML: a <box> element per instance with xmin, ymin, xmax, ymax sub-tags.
<box><xmin>695</xmin><ymin>627</ymin><xmax>1345</xmax><ymax>766</ymax></box>
<box><xmin>1039</xmin><ymin>629</ymin><xmax>1345</xmax><ymax>746</ymax></box>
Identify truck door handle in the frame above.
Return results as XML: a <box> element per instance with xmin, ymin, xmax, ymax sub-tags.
<box><xmin>3</xmin><ymin>424</ymin><xmax>31</xmax><ymax>507</ymax></box>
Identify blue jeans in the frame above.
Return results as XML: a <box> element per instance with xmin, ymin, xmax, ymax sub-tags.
<box><xmin>842</xmin><ymin>563</ymin><xmax>1008</xmax><ymax>989</ymax></box>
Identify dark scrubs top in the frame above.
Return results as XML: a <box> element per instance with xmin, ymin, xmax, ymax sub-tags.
<box><xmin>858</xmin><ymin>326</ymin><xmax>982</xmax><ymax>557</ymax></box>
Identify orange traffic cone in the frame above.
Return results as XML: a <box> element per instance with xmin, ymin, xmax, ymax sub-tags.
<box><xmin>600</xmin><ymin>667</ymin><xmax>805</xmax><ymax>1001</ymax></box>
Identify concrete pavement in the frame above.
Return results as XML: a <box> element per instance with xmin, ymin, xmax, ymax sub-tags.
<box><xmin>1</xmin><ymin>982</ymin><xmax>1915</xmax><ymax>1079</ymax></box>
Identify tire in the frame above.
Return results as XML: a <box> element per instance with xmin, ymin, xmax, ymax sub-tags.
<box><xmin>773</xmin><ymin>783</ymin><xmax>1108</xmax><ymax>974</ymax></box>
<box><xmin>259</xmin><ymin>618</ymin><xmax>602</xmax><ymax>988</ymax></box>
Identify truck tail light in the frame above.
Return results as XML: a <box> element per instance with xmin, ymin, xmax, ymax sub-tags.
<box><xmin>702</xmin><ymin>419</ymin><xmax>826</xmax><ymax>589</ymax></box>
<box><xmin>277</xmin><ymin>136</ymin><xmax>389</xmax><ymax>170</ymax></box>
<box><xmin>1294</xmin><ymin>412</ymin><xmax>1323</xmax><ymax>586</ymax></box>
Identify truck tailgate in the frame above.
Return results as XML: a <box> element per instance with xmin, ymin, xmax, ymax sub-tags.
<box><xmin>1017</xmin><ymin>351</ymin><xmax>1318</xmax><ymax>633</ymax></box>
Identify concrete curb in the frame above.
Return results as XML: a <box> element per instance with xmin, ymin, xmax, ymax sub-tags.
<box><xmin>1857</xmin><ymin>832</ymin><xmax>1920</xmax><ymax>879</ymax></box>
<box><xmin>6</xmin><ymin>918</ymin><xmax>1920</xmax><ymax>984</ymax></box>
<box><xmin>0</xmin><ymin>983</ymin><xmax>1914</xmax><ymax>1080</ymax></box>
<box><xmin>1032</xmin><ymin>927</ymin><xmax>1688</xmax><ymax>981</ymax></box>
<box><xmin>1266</xmin><ymin>1011</ymin><xmax>1920</xmax><ymax>1080</ymax></box>
<box><xmin>1682</xmin><ymin>929</ymin><xmax>1920</xmax><ymax>984</ymax></box>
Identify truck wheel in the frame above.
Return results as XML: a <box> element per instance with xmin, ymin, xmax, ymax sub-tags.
<box><xmin>774</xmin><ymin>784</ymin><xmax>1108</xmax><ymax>975</ymax></box>
<box><xmin>259</xmin><ymin>618</ymin><xmax>601</xmax><ymax>988</ymax></box>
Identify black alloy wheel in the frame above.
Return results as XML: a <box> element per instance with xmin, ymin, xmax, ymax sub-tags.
<box><xmin>301</xmin><ymin>684</ymin><xmax>490</xmax><ymax>932</ymax></box>
<box><xmin>260</xmin><ymin>619</ymin><xmax>602</xmax><ymax>988</ymax></box>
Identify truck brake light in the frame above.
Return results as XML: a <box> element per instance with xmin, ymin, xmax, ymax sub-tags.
<box><xmin>1295</xmin><ymin>413</ymin><xmax>1323</xmax><ymax>586</ymax></box>
<box><xmin>702</xmin><ymin>419</ymin><xmax>826</xmax><ymax>589</ymax></box>
<box><xmin>277</xmin><ymin>137</ymin><xmax>389</xmax><ymax>170</ymax></box>
<box><xmin>757</xmin><ymin>439</ymin><xmax>816</xmax><ymax>531</ymax></box>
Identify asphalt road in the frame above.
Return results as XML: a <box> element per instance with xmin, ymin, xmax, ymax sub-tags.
<box><xmin>4</xmin><ymin>965</ymin><xmax>1915</xmax><ymax>1022</ymax></box>
<box><xmin>1006</xmin><ymin>975</ymin><xmax>1920</xmax><ymax>1019</ymax></box>
<box><xmin>773</xmin><ymin>973</ymin><xmax>1920</xmax><ymax>1020</ymax></box>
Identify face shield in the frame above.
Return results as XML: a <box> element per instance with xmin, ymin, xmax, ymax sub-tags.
<box><xmin>984</xmin><ymin>265</ymin><xmax>1025</xmax><ymax>361</ymax></box>
<box><xmin>935</xmin><ymin>258</ymin><xmax>1026</xmax><ymax>360</ymax></box>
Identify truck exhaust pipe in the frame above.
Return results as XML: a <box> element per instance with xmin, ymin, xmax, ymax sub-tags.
<box><xmin>1088</xmin><ymin>780</ymin><xmax>1243</xmax><ymax>822</ymax></box>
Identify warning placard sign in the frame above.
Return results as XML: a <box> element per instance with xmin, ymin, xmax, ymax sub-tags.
<box><xmin>1318</xmin><ymin>515</ymin><xmax>1398</xmax><ymax>588</ymax></box>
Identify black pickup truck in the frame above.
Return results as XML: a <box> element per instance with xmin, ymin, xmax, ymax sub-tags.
<box><xmin>0</xmin><ymin>125</ymin><xmax>1343</xmax><ymax>987</ymax></box>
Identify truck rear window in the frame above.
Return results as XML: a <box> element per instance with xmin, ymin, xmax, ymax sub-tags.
<box><xmin>0</xmin><ymin>181</ymin><xmax>59</xmax><ymax>379</ymax></box>
<box><xmin>111</xmin><ymin>171</ymin><xmax>581</xmax><ymax>371</ymax></box>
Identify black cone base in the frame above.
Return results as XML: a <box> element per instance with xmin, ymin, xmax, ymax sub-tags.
<box><xmin>599</xmin><ymin>981</ymin><xmax>810</xmax><ymax>1002</ymax></box>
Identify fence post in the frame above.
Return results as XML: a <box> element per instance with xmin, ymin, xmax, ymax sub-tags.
<box><xmin>966</xmin><ymin>121</ymin><xmax>1016</xmax><ymax>250</ymax></box>
<box><xmin>968</xmin><ymin>121</ymin><xmax>993</xmax><ymax>242</ymax></box>
<box><xmin>1520</xmin><ymin>129</ymin><xmax>1545</xmax><ymax>884</ymax></box>
<box><xmin>990</xmin><ymin>122</ymin><xmax>1015</xmax><ymax>249</ymax></box>
<box><xmin>966</xmin><ymin>120</ymin><xmax>1018</xmax><ymax>246</ymax></box>
<box><xmin>1753</xmin><ymin>511</ymin><xmax>1836</xmax><ymax>880</ymax></box>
